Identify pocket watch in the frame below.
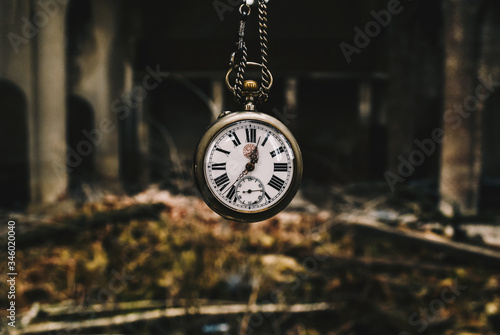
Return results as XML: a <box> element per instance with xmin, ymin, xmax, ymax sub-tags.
<box><xmin>193</xmin><ymin>0</ymin><xmax>303</xmax><ymax>223</ymax></box>
<box><xmin>193</xmin><ymin>106</ymin><xmax>302</xmax><ymax>223</ymax></box>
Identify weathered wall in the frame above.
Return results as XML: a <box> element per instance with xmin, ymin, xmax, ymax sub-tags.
<box><xmin>0</xmin><ymin>0</ymin><xmax>68</xmax><ymax>206</ymax></box>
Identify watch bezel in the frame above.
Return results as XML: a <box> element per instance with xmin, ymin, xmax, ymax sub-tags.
<box><xmin>193</xmin><ymin>111</ymin><xmax>303</xmax><ymax>223</ymax></box>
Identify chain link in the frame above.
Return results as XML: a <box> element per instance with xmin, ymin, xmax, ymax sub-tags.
<box><xmin>257</xmin><ymin>0</ymin><xmax>270</xmax><ymax>103</ymax></box>
<box><xmin>233</xmin><ymin>3</ymin><xmax>250</xmax><ymax>104</ymax></box>
<box><xmin>230</xmin><ymin>0</ymin><xmax>271</xmax><ymax>105</ymax></box>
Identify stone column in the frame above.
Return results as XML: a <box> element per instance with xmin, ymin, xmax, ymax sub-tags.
<box><xmin>71</xmin><ymin>0</ymin><xmax>122</xmax><ymax>186</ymax></box>
<box><xmin>32</xmin><ymin>0</ymin><xmax>69</xmax><ymax>204</ymax></box>
<box><xmin>92</xmin><ymin>0</ymin><xmax>120</xmax><ymax>182</ymax></box>
<box><xmin>439</xmin><ymin>0</ymin><xmax>483</xmax><ymax>217</ymax></box>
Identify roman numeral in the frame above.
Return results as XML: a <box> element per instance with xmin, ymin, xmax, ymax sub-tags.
<box><xmin>274</xmin><ymin>163</ymin><xmax>288</xmax><ymax>172</ymax></box>
<box><xmin>211</xmin><ymin>163</ymin><xmax>226</xmax><ymax>171</ymax></box>
<box><xmin>246</xmin><ymin>128</ymin><xmax>256</xmax><ymax>143</ymax></box>
<box><xmin>261</xmin><ymin>133</ymin><xmax>270</xmax><ymax>147</ymax></box>
<box><xmin>268</xmin><ymin>175</ymin><xmax>285</xmax><ymax>191</ymax></box>
<box><xmin>265</xmin><ymin>192</ymin><xmax>271</xmax><ymax>200</ymax></box>
<box><xmin>270</xmin><ymin>146</ymin><xmax>285</xmax><ymax>158</ymax></box>
<box><xmin>229</xmin><ymin>132</ymin><xmax>241</xmax><ymax>147</ymax></box>
<box><xmin>215</xmin><ymin>147</ymin><xmax>231</xmax><ymax>156</ymax></box>
<box><xmin>226</xmin><ymin>185</ymin><xmax>237</xmax><ymax>203</ymax></box>
<box><xmin>214</xmin><ymin>173</ymin><xmax>230</xmax><ymax>190</ymax></box>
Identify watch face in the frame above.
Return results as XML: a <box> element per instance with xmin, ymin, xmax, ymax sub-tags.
<box><xmin>203</xmin><ymin>119</ymin><xmax>295</xmax><ymax>213</ymax></box>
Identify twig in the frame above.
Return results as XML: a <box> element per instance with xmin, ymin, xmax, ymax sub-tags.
<box><xmin>319</xmin><ymin>254</ymin><xmax>456</xmax><ymax>273</ymax></box>
<box><xmin>15</xmin><ymin>302</ymin><xmax>339</xmax><ymax>334</ymax></box>
<box><xmin>339</xmin><ymin>213</ymin><xmax>500</xmax><ymax>264</ymax></box>
<box><xmin>239</xmin><ymin>274</ymin><xmax>262</xmax><ymax>335</ymax></box>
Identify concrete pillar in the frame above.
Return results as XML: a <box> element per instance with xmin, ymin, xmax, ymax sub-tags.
<box><xmin>32</xmin><ymin>0</ymin><xmax>69</xmax><ymax>204</ymax></box>
<box><xmin>478</xmin><ymin>3</ymin><xmax>500</xmax><ymax>181</ymax></box>
<box><xmin>0</xmin><ymin>1</ymin><xmax>37</xmax><ymax>207</ymax></box>
<box><xmin>117</xmin><ymin>60</ymin><xmax>137</xmax><ymax>191</ymax></box>
<box><xmin>439</xmin><ymin>0</ymin><xmax>483</xmax><ymax>217</ymax></box>
<box><xmin>0</xmin><ymin>2</ymin><xmax>34</xmax><ymax>89</ymax></box>
<box><xmin>69</xmin><ymin>0</ymin><xmax>121</xmax><ymax>185</ymax></box>
<box><xmin>92</xmin><ymin>0</ymin><xmax>120</xmax><ymax>182</ymax></box>
<box><xmin>136</xmin><ymin>74</ymin><xmax>150</xmax><ymax>186</ymax></box>
<box><xmin>0</xmin><ymin>0</ymin><xmax>71</xmax><ymax>207</ymax></box>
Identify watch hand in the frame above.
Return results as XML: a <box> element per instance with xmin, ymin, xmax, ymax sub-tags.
<box><xmin>222</xmin><ymin>168</ymin><xmax>248</xmax><ymax>195</ymax></box>
<box><xmin>249</xmin><ymin>137</ymin><xmax>261</xmax><ymax>164</ymax></box>
<box><xmin>242</xmin><ymin>189</ymin><xmax>264</xmax><ymax>193</ymax></box>
<box><xmin>224</xmin><ymin>137</ymin><xmax>262</xmax><ymax>196</ymax></box>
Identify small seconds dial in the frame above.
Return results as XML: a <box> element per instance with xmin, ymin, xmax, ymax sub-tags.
<box><xmin>204</xmin><ymin>120</ymin><xmax>294</xmax><ymax>212</ymax></box>
<box><xmin>236</xmin><ymin>176</ymin><xmax>265</xmax><ymax>206</ymax></box>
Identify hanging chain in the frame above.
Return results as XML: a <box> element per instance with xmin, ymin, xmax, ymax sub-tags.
<box><xmin>230</xmin><ymin>0</ymin><xmax>271</xmax><ymax>105</ymax></box>
<box><xmin>233</xmin><ymin>2</ymin><xmax>250</xmax><ymax>105</ymax></box>
<box><xmin>257</xmin><ymin>0</ymin><xmax>270</xmax><ymax>103</ymax></box>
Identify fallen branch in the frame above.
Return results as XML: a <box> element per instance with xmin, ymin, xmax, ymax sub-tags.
<box><xmin>1</xmin><ymin>203</ymin><xmax>166</xmax><ymax>246</ymax></box>
<box><xmin>319</xmin><ymin>254</ymin><xmax>457</xmax><ymax>273</ymax></box>
<box><xmin>339</xmin><ymin>213</ymin><xmax>500</xmax><ymax>264</ymax></box>
<box><xmin>15</xmin><ymin>302</ymin><xmax>339</xmax><ymax>334</ymax></box>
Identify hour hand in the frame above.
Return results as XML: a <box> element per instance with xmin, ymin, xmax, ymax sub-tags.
<box><xmin>249</xmin><ymin>137</ymin><xmax>261</xmax><ymax>164</ymax></box>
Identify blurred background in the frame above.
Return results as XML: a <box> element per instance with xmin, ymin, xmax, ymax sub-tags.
<box><xmin>1</xmin><ymin>0</ymin><xmax>500</xmax><ymax>334</ymax></box>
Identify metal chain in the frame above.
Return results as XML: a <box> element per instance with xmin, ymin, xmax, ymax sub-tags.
<box><xmin>233</xmin><ymin>3</ymin><xmax>250</xmax><ymax>104</ymax></box>
<box><xmin>231</xmin><ymin>0</ymin><xmax>271</xmax><ymax>105</ymax></box>
<box><xmin>257</xmin><ymin>0</ymin><xmax>270</xmax><ymax>103</ymax></box>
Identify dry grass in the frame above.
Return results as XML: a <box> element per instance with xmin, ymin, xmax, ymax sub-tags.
<box><xmin>1</xmin><ymin>185</ymin><xmax>500</xmax><ymax>334</ymax></box>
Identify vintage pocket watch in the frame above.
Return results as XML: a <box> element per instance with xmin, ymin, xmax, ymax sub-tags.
<box><xmin>193</xmin><ymin>107</ymin><xmax>303</xmax><ymax>223</ymax></box>
<box><xmin>193</xmin><ymin>1</ymin><xmax>303</xmax><ymax>223</ymax></box>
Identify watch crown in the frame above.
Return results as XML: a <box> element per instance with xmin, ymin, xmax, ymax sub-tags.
<box><xmin>243</xmin><ymin>80</ymin><xmax>259</xmax><ymax>92</ymax></box>
<box><xmin>242</xmin><ymin>80</ymin><xmax>259</xmax><ymax>111</ymax></box>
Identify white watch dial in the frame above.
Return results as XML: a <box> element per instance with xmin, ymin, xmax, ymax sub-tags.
<box><xmin>204</xmin><ymin>120</ymin><xmax>294</xmax><ymax>212</ymax></box>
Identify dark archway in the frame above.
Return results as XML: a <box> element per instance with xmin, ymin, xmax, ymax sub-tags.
<box><xmin>65</xmin><ymin>0</ymin><xmax>96</xmax><ymax>203</ymax></box>
<box><xmin>66</xmin><ymin>95</ymin><xmax>95</xmax><ymax>199</ymax></box>
<box><xmin>148</xmin><ymin>76</ymin><xmax>212</xmax><ymax>194</ymax></box>
<box><xmin>0</xmin><ymin>80</ymin><xmax>30</xmax><ymax>210</ymax></box>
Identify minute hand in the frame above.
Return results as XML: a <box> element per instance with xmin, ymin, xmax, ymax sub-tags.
<box><xmin>249</xmin><ymin>137</ymin><xmax>261</xmax><ymax>164</ymax></box>
<box><xmin>222</xmin><ymin>168</ymin><xmax>248</xmax><ymax>196</ymax></box>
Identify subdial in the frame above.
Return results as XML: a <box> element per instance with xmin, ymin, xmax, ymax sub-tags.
<box><xmin>236</xmin><ymin>176</ymin><xmax>265</xmax><ymax>206</ymax></box>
